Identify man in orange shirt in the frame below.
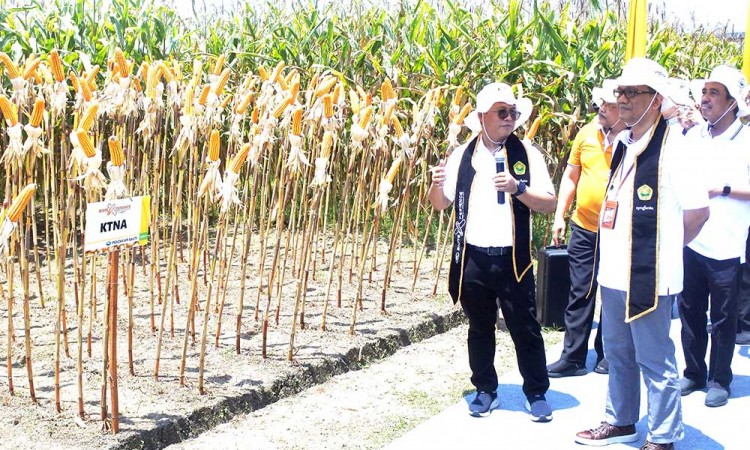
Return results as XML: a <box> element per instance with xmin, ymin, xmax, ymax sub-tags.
<box><xmin>547</xmin><ymin>80</ymin><xmax>626</xmax><ymax>377</ymax></box>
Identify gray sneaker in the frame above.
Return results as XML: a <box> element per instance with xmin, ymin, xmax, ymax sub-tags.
<box><xmin>678</xmin><ymin>377</ymin><xmax>705</xmax><ymax>396</ymax></box>
<box><xmin>525</xmin><ymin>394</ymin><xmax>552</xmax><ymax>422</ymax></box>
<box><xmin>705</xmin><ymin>381</ymin><xmax>729</xmax><ymax>407</ymax></box>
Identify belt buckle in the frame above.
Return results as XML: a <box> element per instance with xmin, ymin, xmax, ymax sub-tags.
<box><xmin>488</xmin><ymin>246</ymin><xmax>505</xmax><ymax>256</ymax></box>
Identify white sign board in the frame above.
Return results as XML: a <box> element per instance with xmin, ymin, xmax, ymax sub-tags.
<box><xmin>84</xmin><ymin>196</ymin><xmax>151</xmax><ymax>253</ymax></box>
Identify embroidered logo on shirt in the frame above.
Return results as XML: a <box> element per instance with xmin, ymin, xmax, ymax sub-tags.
<box><xmin>637</xmin><ymin>184</ymin><xmax>653</xmax><ymax>201</ymax></box>
<box><xmin>513</xmin><ymin>161</ymin><xmax>527</xmax><ymax>175</ymax></box>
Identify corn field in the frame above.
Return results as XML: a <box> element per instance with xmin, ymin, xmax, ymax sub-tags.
<box><xmin>0</xmin><ymin>0</ymin><xmax>743</xmax><ymax>435</ymax></box>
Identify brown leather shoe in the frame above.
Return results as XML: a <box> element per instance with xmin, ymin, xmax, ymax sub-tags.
<box><xmin>641</xmin><ymin>441</ymin><xmax>674</xmax><ymax>450</ymax></box>
<box><xmin>575</xmin><ymin>421</ymin><xmax>638</xmax><ymax>446</ymax></box>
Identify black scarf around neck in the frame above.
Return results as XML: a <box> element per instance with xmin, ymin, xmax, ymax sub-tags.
<box><xmin>447</xmin><ymin>133</ymin><xmax>532</xmax><ymax>304</ymax></box>
<box><xmin>607</xmin><ymin>117</ymin><xmax>668</xmax><ymax>321</ymax></box>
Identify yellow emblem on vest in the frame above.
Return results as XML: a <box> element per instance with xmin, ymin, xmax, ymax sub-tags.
<box><xmin>513</xmin><ymin>161</ymin><xmax>527</xmax><ymax>175</ymax></box>
<box><xmin>637</xmin><ymin>184</ymin><xmax>653</xmax><ymax>201</ymax></box>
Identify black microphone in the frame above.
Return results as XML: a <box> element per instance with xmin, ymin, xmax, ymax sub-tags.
<box><xmin>495</xmin><ymin>152</ymin><xmax>505</xmax><ymax>205</ymax></box>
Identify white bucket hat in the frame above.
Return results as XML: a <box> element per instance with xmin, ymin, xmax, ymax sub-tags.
<box><xmin>464</xmin><ymin>82</ymin><xmax>532</xmax><ymax>133</ymax></box>
<box><xmin>592</xmin><ymin>79</ymin><xmax>618</xmax><ymax>107</ymax></box>
<box><xmin>691</xmin><ymin>65</ymin><xmax>750</xmax><ymax>117</ymax></box>
<box><xmin>615</xmin><ymin>57</ymin><xmax>671</xmax><ymax>98</ymax></box>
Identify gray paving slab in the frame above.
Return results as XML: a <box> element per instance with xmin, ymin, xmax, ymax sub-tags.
<box><xmin>386</xmin><ymin>317</ymin><xmax>749</xmax><ymax>450</ymax></box>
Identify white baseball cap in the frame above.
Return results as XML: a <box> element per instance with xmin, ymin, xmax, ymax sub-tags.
<box><xmin>464</xmin><ymin>82</ymin><xmax>532</xmax><ymax>133</ymax></box>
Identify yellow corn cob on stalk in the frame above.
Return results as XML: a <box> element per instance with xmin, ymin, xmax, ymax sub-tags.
<box><xmin>212</xmin><ymin>67</ymin><xmax>230</xmax><ymax>95</ymax></box>
<box><xmin>115</xmin><ymin>48</ymin><xmax>129</xmax><ymax>77</ymax></box>
<box><xmin>146</xmin><ymin>65</ymin><xmax>159</xmax><ymax>99</ymax></box>
<box><xmin>208</xmin><ymin>129</ymin><xmax>220</xmax><ymax>162</ymax></box>
<box><xmin>108</xmin><ymin>136</ymin><xmax>125</xmax><ymax>166</ymax></box>
<box><xmin>270</xmin><ymin>61</ymin><xmax>286</xmax><ymax>84</ymax></box>
<box><xmin>159</xmin><ymin>61</ymin><xmax>174</xmax><ymax>83</ymax></box>
<box><xmin>356</xmin><ymin>85</ymin><xmax>368</xmax><ymax>103</ymax></box>
<box><xmin>453</xmin><ymin>103</ymin><xmax>473</xmax><ymax>125</ymax></box>
<box><xmin>235</xmin><ymin>91</ymin><xmax>254</xmax><ymax>114</ymax></box>
<box><xmin>220</xmin><ymin>94</ymin><xmax>233</xmax><ymax>109</ymax></box>
<box><xmin>291</xmin><ymin>106</ymin><xmax>303</xmax><ymax>135</ymax></box>
<box><xmin>198</xmin><ymin>84</ymin><xmax>211</xmax><ymax>106</ymax></box>
<box><xmin>79</xmin><ymin>100</ymin><xmax>99</xmax><ymax>131</ymax></box>
<box><xmin>349</xmin><ymin>88</ymin><xmax>360</xmax><ymax>115</ymax></box>
<box><xmin>77</xmin><ymin>131</ymin><xmax>96</xmax><ymax>158</ymax></box>
<box><xmin>273</xmin><ymin>94</ymin><xmax>294</xmax><ymax>118</ymax></box>
<box><xmin>322</xmin><ymin>94</ymin><xmax>334</xmax><ymax>119</ymax></box>
<box><xmin>321</xmin><ymin>131</ymin><xmax>334</xmax><ymax>159</ymax></box>
<box><xmin>365</xmin><ymin>93</ymin><xmax>373</xmax><ymax>107</ymax></box>
<box><xmin>284</xmin><ymin>69</ymin><xmax>297</xmax><ymax>86</ymax></box>
<box><xmin>382</xmin><ymin>102</ymin><xmax>396</xmax><ymax>123</ymax></box>
<box><xmin>289</xmin><ymin>73</ymin><xmax>300</xmax><ymax>101</ymax></box>
<box><xmin>308</xmin><ymin>72</ymin><xmax>320</xmax><ymax>90</ymax></box>
<box><xmin>276</xmin><ymin>73</ymin><xmax>289</xmax><ymax>91</ymax></box>
<box><xmin>23</xmin><ymin>55</ymin><xmax>41</xmax><ymax>81</ymax></box>
<box><xmin>314</xmin><ymin>76</ymin><xmax>337</xmax><ymax>98</ymax></box>
<box><xmin>228</xmin><ymin>142</ymin><xmax>251</xmax><ymax>173</ymax></box>
<box><xmin>358</xmin><ymin>105</ymin><xmax>373</xmax><ymax>128</ymax></box>
<box><xmin>86</xmin><ymin>65</ymin><xmax>99</xmax><ymax>86</ymax></box>
<box><xmin>29</xmin><ymin>98</ymin><xmax>45</xmax><ymax>127</ymax></box>
<box><xmin>381</xmin><ymin>78</ymin><xmax>395</xmax><ymax>102</ymax></box>
<box><xmin>192</xmin><ymin>59</ymin><xmax>203</xmax><ymax>84</ymax></box>
<box><xmin>452</xmin><ymin>86</ymin><xmax>464</xmax><ymax>107</ymax></box>
<box><xmin>526</xmin><ymin>116</ymin><xmax>542</xmax><ymax>141</ymax></box>
<box><xmin>137</xmin><ymin>61</ymin><xmax>149</xmax><ymax>81</ymax></box>
<box><xmin>69</xmin><ymin>72</ymin><xmax>80</xmax><ymax>92</ymax></box>
<box><xmin>391</xmin><ymin>116</ymin><xmax>405</xmax><ymax>138</ymax></box>
<box><xmin>79</xmin><ymin>75</ymin><xmax>93</xmax><ymax>101</ymax></box>
<box><xmin>251</xmin><ymin>107</ymin><xmax>259</xmax><ymax>124</ymax></box>
<box><xmin>49</xmin><ymin>50</ymin><xmax>65</xmax><ymax>82</ymax></box>
<box><xmin>258</xmin><ymin>66</ymin><xmax>269</xmax><ymax>81</ymax></box>
<box><xmin>0</xmin><ymin>52</ymin><xmax>20</xmax><ymax>79</ymax></box>
<box><xmin>212</xmin><ymin>54</ymin><xmax>225</xmax><ymax>76</ymax></box>
<box><xmin>133</xmin><ymin>77</ymin><xmax>142</xmax><ymax>92</ymax></box>
<box><xmin>385</xmin><ymin>156</ymin><xmax>402</xmax><ymax>184</ymax></box>
<box><xmin>183</xmin><ymin>82</ymin><xmax>196</xmax><ymax>114</ymax></box>
<box><xmin>0</xmin><ymin>95</ymin><xmax>18</xmax><ymax>126</ymax></box>
<box><xmin>7</xmin><ymin>184</ymin><xmax>36</xmax><ymax>223</ymax></box>
<box><xmin>332</xmin><ymin>82</ymin><xmax>342</xmax><ymax>105</ymax></box>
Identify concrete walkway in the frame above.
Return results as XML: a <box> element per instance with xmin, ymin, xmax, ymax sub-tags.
<box><xmin>386</xmin><ymin>317</ymin><xmax>749</xmax><ymax>450</ymax></box>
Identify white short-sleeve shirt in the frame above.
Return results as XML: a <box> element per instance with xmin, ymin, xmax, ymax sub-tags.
<box><xmin>597</xmin><ymin>125</ymin><xmax>709</xmax><ymax>295</ymax></box>
<box><xmin>443</xmin><ymin>135</ymin><xmax>554</xmax><ymax>247</ymax></box>
<box><xmin>686</xmin><ymin>120</ymin><xmax>750</xmax><ymax>261</ymax></box>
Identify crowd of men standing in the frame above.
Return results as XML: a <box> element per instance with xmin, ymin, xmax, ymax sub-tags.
<box><xmin>430</xmin><ymin>57</ymin><xmax>750</xmax><ymax>450</ymax></box>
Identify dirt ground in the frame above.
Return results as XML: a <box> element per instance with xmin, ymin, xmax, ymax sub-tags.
<box><xmin>0</xmin><ymin>230</ymin><xmax>468</xmax><ymax>449</ymax></box>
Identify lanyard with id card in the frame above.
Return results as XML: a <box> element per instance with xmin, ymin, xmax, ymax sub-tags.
<box><xmin>602</xmin><ymin>158</ymin><xmax>635</xmax><ymax>230</ymax></box>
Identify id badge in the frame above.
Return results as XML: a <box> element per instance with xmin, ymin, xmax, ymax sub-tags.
<box><xmin>601</xmin><ymin>200</ymin><xmax>618</xmax><ymax>229</ymax></box>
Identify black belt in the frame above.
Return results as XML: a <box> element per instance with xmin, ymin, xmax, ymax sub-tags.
<box><xmin>466</xmin><ymin>243</ymin><xmax>512</xmax><ymax>256</ymax></box>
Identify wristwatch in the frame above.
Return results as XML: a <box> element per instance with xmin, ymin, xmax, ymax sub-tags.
<box><xmin>722</xmin><ymin>185</ymin><xmax>731</xmax><ymax>197</ymax></box>
<box><xmin>514</xmin><ymin>180</ymin><xmax>527</xmax><ymax>196</ymax></box>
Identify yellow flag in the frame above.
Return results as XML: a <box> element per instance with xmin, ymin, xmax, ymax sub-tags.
<box><xmin>626</xmin><ymin>0</ymin><xmax>648</xmax><ymax>61</ymax></box>
<box><xmin>743</xmin><ymin>0</ymin><xmax>750</xmax><ymax>80</ymax></box>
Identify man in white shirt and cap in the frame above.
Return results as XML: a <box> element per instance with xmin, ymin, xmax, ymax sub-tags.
<box><xmin>430</xmin><ymin>82</ymin><xmax>556</xmax><ymax>422</ymax></box>
<box><xmin>677</xmin><ymin>65</ymin><xmax>750</xmax><ymax>407</ymax></box>
<box><xmin>575</xmin><ymin>58</ymin><xmax>709</xmax><ymax>450</ymax></box>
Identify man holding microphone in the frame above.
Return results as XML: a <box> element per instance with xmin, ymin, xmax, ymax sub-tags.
<box><xmin>430</xmin><ymin>82</ymin><xmax>556</xmax><ymax>421</ymax></box>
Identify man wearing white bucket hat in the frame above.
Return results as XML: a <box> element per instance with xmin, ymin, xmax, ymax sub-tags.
<box><xmin>546</xmin><ymin>79</ymin><xmax>625</xmax><ymax>379</ymax></box>
<box><xmin>677</xmin><ymin>65</ymin><xmax>750</xmax><ymax>408</ymax></box>
<box><xmin>575</xmin><ymin>58</ymin><xmax>709</xmax><ymax>450</ymax></box>
<box><xmin>429</xmin><ymin>82</ymin><xmax>556</xmax><ymax>421</ymax></box>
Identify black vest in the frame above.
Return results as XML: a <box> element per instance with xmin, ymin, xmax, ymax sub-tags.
<box><xmin>448</xmin><ymin>134</ymin><xmax>532</xmax><ymax>303</ymax></box>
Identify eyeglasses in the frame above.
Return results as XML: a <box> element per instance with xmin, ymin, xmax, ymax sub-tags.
<box><xmin>613</xmin><ymin>88</ymin><xmax>656</xmax><ymax>99</ymax></box>
<box><xmin>487</xmin><ymin>108</ymin><xmax>522</xmax><ymax>120</ymax></box>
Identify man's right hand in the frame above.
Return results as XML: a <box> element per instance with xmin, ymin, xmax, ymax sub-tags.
<box><xmin>551</xmin><ymin>216</ymin><xmax>566</xmax><ymax>247</ymax></box>
<box><xmin>431</xmin><ymin>159</ymin><xmax>446</xmax><ymax>188</ymax></box>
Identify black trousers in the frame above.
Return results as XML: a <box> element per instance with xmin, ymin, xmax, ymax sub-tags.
<box><xmin>678</xmin><ymin>247</ymin><xmax>738</xmax><ymax>389</ymax></box>
<box><xmin>735</xmin><ymin>229</ymin><xmax>750</xmax><ymax>334</ymax></box>
<box><xmin>560</xmin><ymin>222</ymin><xmax>604</xmax><ymax>365</ymax></box>
<box><xmin>459</xmin><ymin>247</ymin><xmax>550</xmax><ymax>398</ymax></box>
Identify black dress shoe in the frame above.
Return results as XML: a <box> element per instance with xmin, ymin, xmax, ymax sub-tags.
<box><xmin>594</xmin><ymin>359</ymin><xmax>609</xmax><ymax>374</ymax></box>
<box><xmin>737</xmin><ymin>331</ymin><xmax>750</xmax><ymax>345</ymax></box>
<box><xmin>547</xmin><ymin>359</ymin><xmax>587</xmax><ymax>378</ymax></box>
